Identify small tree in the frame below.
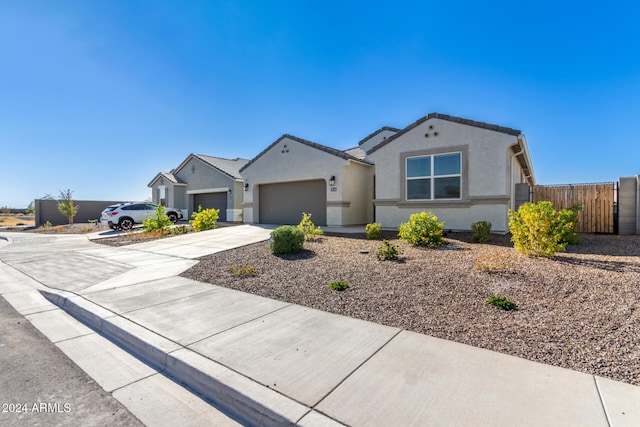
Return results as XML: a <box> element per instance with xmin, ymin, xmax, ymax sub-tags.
<box><xmin>297</xmin><ymin>212</ymin><xmax>323</xmax><ymax>240</ymax></box>
<box><xmin>57</xmin><ymin>189</ymin><xmax>79</xmax><ymax>225</ymax></box>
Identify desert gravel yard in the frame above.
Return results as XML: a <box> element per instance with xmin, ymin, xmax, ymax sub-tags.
<box><xmin>181</xmin><ymin>232</ymin><xmax>640</xmax><ymax>387</ymax></box>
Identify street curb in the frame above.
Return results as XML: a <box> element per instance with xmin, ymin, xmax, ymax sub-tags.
<box><xmin>39</xmin><ymin>290</ymin><xmax>331</xmax><ymax>426</ymax></box>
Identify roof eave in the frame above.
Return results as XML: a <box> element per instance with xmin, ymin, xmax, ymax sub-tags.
<box><xmin>513</xmin><ymin>135</ymin><xmax>536</xmax><ymax>186</ymax></box>
<box><xmin>367</xmin><ymin>112</ymin><xmax>523</xmax><ymax>155</ymax></box>
<box><xmin>240</xmin><ymin>134</ymin><xmax>373</xmax><ymax>172</ymax></box>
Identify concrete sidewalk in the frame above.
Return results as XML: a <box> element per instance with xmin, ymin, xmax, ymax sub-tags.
<box><xmin>1</xmin><ymin>227</ymin><xmax>639</xmax><ymax>426</ymax></box>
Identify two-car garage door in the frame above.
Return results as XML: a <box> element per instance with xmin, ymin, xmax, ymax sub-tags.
<box><xmin>259</xmin><ymin>180</ymin><xmax>326</xmax><ymax>225</ymax></box>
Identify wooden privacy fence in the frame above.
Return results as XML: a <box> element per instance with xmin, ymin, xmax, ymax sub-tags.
<box><xmin>531</xmin><ymin>183</ymin><xmax>617</xmax><ymax>234</ymax></box>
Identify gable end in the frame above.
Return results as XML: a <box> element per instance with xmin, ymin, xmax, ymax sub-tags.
<box><xmin>367</xmin><ymin>112</ymin><xmax>522</xmax><ymax>154</ymax></box>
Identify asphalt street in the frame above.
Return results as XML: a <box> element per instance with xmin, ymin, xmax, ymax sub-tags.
<box><xmin>0</xmin><ymin>296</ymin><xmax>144</xmax><ymax>427</ymax></box>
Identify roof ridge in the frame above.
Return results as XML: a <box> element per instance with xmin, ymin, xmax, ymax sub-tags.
<box><xmin>358</xmin><ymin>126</ymin><xmax>401</xmax><ymax>146</ymax></box>
<box><xmin>240</xmin><ymin>134</ymin><xmax>372</xmax><ymax>172</ymax></box>
<box><xmin>195</xmin><ymin>153</ymin><xmax>249</xmax><ymax>162</ymax></box>
<box><xmin>367</xmin><ymin>112</ymin><xmax>521</xmax><ymax>154</ymax></box>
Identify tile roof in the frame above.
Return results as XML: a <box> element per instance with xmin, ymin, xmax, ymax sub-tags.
<box><xmin>367</xmin><ymin>112</ymin><xmax>522</xmax><ymax>154</ymax></box>
<box><xmin>147</xmin><ymin>172</ymin><xmax>186</xmax><ymax>187</ymax></box>
<box><xmin>358</xmin><ymin>126</ymin><xmax>401</xmax><ymax>146</ymax></box>
<box><xmin>343</xmin><ymin>147</ymin><xmax>367</xmax><ymax>160</ymax></box>
<box><xmin>193</xmin><ymin>154</ymin><xmax>249</xmax><ymax>179</ymax></box>
<box><xmin>160</xmin><ymin>172</ymin><xmax>184</xmax><ymax>184</ymax></box>
<box><xmin>240</xmin><ymin>134</ymin><xmax>373</xmax><ymax>172</ymax></box>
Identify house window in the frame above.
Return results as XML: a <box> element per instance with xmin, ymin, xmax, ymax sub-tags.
<box><xmin>406</xmin><ymin>152</ymin><xmax>461</xmax><ymax>200</ymax></box>
<box><xmin>158</xmin><ymin>186</ymin><xmax>166</xmax><ymax>206</ymax></box>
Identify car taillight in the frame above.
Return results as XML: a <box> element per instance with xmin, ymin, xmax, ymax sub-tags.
<box><xmin>108</xmin><ymin>212</ymin><xmax>119</xmax><ymax>216</ymax></box>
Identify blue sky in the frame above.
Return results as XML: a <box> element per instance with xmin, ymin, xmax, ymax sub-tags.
<box><xmin>1</xmin><ymin>1</ymin><xmax>639</xmax><ymax>208</ymax></box>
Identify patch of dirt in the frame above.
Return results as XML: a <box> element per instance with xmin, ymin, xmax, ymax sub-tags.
<box><xmin>0</xmin><ymin>215</ymin><xmax>35</xmax><ymax>227</ymax></box>
<box><xmin>181</xmin><ymin>232</ymin><xmax>640</xmax><ymax>387</ymax></box>
<box><xmin>19</xmin><ymin>223</ymin><xmax>109</xmax><ymax>234</ymax></box>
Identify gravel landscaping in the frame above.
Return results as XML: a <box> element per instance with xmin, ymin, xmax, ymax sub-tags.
<box><xmin>13</xmin><ymin>223</ymin><xmax>640</xmax><ymax>386</ymax></box>
<box><xmin>181</xmin><ymin>232</ymin><xmax>640</xmax><ymax>387</ymax></box>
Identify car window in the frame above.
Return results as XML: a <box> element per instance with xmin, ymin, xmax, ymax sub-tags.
<box><xmin>126</xmin><ymin>204</ymin><xmax>146</xmax><ymax>210</ymax></box>
<box><xmin>146</xmin><ymin>204</ymin><xmax>158</xmax><ymax>210</ymax></box>
<box><xmin>121</xmin><ymin>205</ymin><xmax>135</xmax><ymax>210</ymax></box>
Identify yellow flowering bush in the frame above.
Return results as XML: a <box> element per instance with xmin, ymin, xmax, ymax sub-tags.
<box><xmin>508</xmin><ymin>201</ymin><xmax>579</xmax><ymax>258</ymax></box>
<box><xmin>190</xmin><ymin>205</ymin><xmax>220</xmax><ymax>231</ymax></box>
<box><xmin>398</xmin><ymin>211</ymin><xmax>445</xmax><ymax>246</ymax></box>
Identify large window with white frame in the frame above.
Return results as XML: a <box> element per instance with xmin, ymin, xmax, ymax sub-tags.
<box><xmin>406</xmin><ymin>152</ymin><xmax>462</xmax><ymax>200</ymax></box>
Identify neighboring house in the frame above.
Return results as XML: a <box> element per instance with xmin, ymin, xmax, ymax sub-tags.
<box><xmin>240</xmin><ymin>113</ymin><xmax>535</xmax><ymax>232</ymax></box>
<box><xmin>148</xmin><ymin>154</ymin><xmax>249</xmax><ymax>222</ymax></box>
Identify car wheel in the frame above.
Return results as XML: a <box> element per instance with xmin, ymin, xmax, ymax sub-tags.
<box><xmin>119</xmin><ymin>217</ymin><xmax>134</xmax><ymax>230</ymax></box>
<box><xmin>168</xmin><ymin>212</ymin><xmax>178</xmax><ymax>223</ymax></box>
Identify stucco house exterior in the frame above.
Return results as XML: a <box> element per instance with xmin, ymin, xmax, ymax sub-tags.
<box><xmin>240</xmin><ymin>135</ymin><xmax>374</xmax><ymax>226</ymax></box>
<box><xmin>150</xmin><ymin>112</ymin><xmax>534</xmax><ymax>230</ymax></box>
<box><xmin>148</xmin><ymin>154</ymin><xmax>249</xmax><ymax>222</ymax></box>
<box><xmin>367</xmin><ymin>113</ymin><xmax>535</xmax><ymax>232</ymax></box>
<box><xmin>240</xmin><ymin>113</ymin><xmax>535</xmax><ymax>232</ymax></box>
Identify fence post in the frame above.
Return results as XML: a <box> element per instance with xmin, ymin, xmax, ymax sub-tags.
<box><xmin>636</xmin><ymin>175</ymin><xmax>640</xmax><ymax>235</ymax></box>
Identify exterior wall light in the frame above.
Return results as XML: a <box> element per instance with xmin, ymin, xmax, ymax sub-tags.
<box><xmin>244</xmin><ymin>182</ymin><xmax>249</xmax><ymax>191</ymax></box>
<box><xmin>329</xmin><ymin>176</ymin><xmax>336</xmax><ymax>187</ymax></box>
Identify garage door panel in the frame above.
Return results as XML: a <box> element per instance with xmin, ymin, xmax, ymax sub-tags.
<box><xmin>194</xmin><ymin>193</ymin><xmax>227</xmax><ymax>215</ymax></box>
<box><xmin>259</xmin><ymin>180</ymin><xmax>326</xmax><ymax>225</ymax></box>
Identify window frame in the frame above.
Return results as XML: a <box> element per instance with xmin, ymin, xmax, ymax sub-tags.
<box><xmin>405</xmin><ymin>151</ymin><xmax>462</xmax><ymax>201</ymax></box>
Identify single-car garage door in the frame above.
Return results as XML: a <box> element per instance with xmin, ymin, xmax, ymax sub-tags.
<box><xmin>193</xmin><ymin>193</ymin><xmax>227</xmax><ymax>217</ymax></box>
<box><xmin>259</xmin><ymin>180</ymin><xmax>326</xmax><ymax>225</ymax></box>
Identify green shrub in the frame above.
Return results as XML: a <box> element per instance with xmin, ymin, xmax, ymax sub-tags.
<box><xmin>508</xmin><ymin>201</ymin><xmax>580</xmax><ymax>258</ymax></box>
<box><xmin>270</xmin><ymin>225</ymin><xmax>305</xmax><ymax>254</ymax></box>
<box><xmin>398</xmin><ymin>211</ymin><xmax>445</xmax><ymax>246</ymax></box>
<box><xmin>471</xmin><ymin>221</ymin><xmax>492</xmax><ymax>243</ymax></box>
<box><xmin>190</xmin><ymin>205</ymin><xmax>219</xmax><ymax>231</ymax></box>
<box><xmin>365</xmin><ymin>222</ymin><xmax>382</xmax><ymax>239</ymax></box>
<box><xmin>328</xmin><ymin>280</ymin><xmax>349</xmax><ymax>291</ymax></box>
<box><xmin>376</xmin><ymin>240</ymin><xmax>402</xmax><ymax>261</ymax></box>
<box><xmin>143</xmin><ymin>205</ymin><xmax>172</xmax><ymax>232</ymax></box>
<box><xmin>486</xmin><ymin>295</ymin><xmax>518</xmax><ymax>311</ymax></box>
<box><xmin>558</xmin><ymin>203</ymin><xmax>581</xmax><ymax>245</ymax></box>
<box><xmin>297</xmin><ymin>212</ymin><xmax>323</xmax><ymax>240</ymax></box>
<box><xmin>168</xmin><ymin>225</ymin><xmax>190</xmax><ymax>235</ymax></box>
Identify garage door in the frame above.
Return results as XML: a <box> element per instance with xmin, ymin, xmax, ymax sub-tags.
<box><xmin>259</xmin><ymin>180</ymin><xmax>326</xmax><ymax>225</ymax></box>
<box><xmin>193</xmin><ymin>193</ymin><xmax>227</xmax><ymax>217</ymax></box>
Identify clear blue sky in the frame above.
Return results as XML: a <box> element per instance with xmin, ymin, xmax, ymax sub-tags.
<box><xmin>2</xmin><ymin>1</ymin><xmax>639</xmax><ymax>208</ymax></box>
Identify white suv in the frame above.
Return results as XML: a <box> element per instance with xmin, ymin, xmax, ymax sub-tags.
<box><xmin>101</xmin><ymin>203</ymin><xmax>184</xmax><ymax>230</ymax></box>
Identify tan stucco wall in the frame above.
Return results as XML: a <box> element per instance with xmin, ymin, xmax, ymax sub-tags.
<box><xmin>376</xmin><ymin>203</ymin><xmax>511</xmax><ymax>232</ymax></box>
<box><xmin>242</xmin><ymin>136</ymin><xmax>373</xmax><ymax>226</ymax></box>
<box><xmin>368</xmin><ymin>118</ymin><xmax>520</xmax><ymax>232</ymax></box>
<box><xmin>340</xmin><ymin>161</ymin><xmax>374</xmax><ymax>225</ymax></box>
